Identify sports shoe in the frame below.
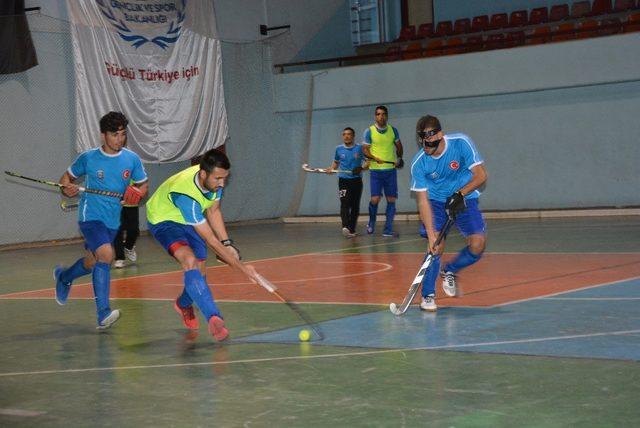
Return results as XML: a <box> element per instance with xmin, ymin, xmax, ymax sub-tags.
<box><xmin>174</xmin><ymin>299</ymin><xmax>199</xmax><ymax>330</ymax></box>
<box><xmin>96</xmin><ymin>309</ymin><xmax>121</xmax><ymax>330</ymax></box>
<box><xmin>420</xmin><ymin>295</ymin><xmax>437</xmax><ymax>312</ymax></box>
<box><xmin>382</xmin><ymin>231</ymin><xmax>399</xmax><ymax>238</ymax></box>
<box><xmin>341</xmin><ymin>227</ymin><xmax>351</xmax><ymax>237</ymax></box>
<box><xmin>124</xmin><ymin>247</ymin><xmax>137</xmax><ymax>262</ymax></box>
<box><xmin>347</xmin><ymin>232</ymin><xmax>357</xmax><ymax>238</ymax></box>
<box><xmin>441</xmin><ymin>270</ymin><xmax>457</xmax><ymax>297</ymax></box>
<box><xmin>54</xmin><ymin>265</ymin><xmax>71</xmax><ymax>306</ymax></box>
<box><xmin>366</xmin><ymin>224</ymin><xmax>374</xmax><ymax>234</ymax></box>
<box><xmin>113</xmin><ymin>259</ymin><xmax>125</xmax><ymax>269</ymax></box>
<box><xmin>208</xmin><ymin>315</ymin><xmax>229</xmax><ymax>342</ymax></box>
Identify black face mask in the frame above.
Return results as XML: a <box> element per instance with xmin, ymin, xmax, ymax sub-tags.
<box><xmin>418</xmin><ymin>129</ymin><xmax>442</xmax><ymax>149</ymax></box>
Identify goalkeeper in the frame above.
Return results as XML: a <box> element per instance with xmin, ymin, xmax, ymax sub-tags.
<box><xmin>409</xmin><ymin>115</ymin><xmax>488</xmax><ymax>311</ymax></box>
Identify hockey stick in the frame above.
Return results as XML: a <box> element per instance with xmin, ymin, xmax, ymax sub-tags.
<box><xmin>301</xmin><ymin>163</ymin><xmax>350</xmax><ymax>175</ymax></box>
<box><xmin>5</xmin><ymin>171</ymin><xmax>123</xmax><ymax>199</ymax></box>
<box><xmin>60</xmin><ymin>200</ymin><xmax>79</xmax><ymax>212</ymax></box>
<box><xmin>389</xmin><ymin>216</ymin><xmax>455</xmax><ymax>315</ymax></box>
<box><xmin>255</xmin><ymin>273</ymin><xmax>325</xmax><ymax>341</ymax></box>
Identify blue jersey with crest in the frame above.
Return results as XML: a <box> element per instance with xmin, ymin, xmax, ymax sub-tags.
<box><xmin>334</xmin><ymin>143</ymin><xmax>364</xmax><ymax>179</ymax></box>
<box><xmin>69</xmin><ymin>147</ymin><xmax>147</xmax><ymax>230</ymax></box>
<box><xmin>409</xmin><ymin>133</ymin><xmax>484</xmax><ymax>202</ymax></box>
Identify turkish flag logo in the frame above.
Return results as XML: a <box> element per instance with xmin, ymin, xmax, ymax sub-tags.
<box><xmin>123</xmin><ymin>169</ymin><xmax>131</xmax><ymax>180</ymax></box>
<box><xmin>449</xmin><ymin>160</ymin><xmax>460</xmax><ymax>170</ymax></box>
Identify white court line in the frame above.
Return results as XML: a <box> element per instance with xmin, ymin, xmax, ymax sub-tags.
<box><xmin>543</xmin><ymin>297</ymin><xmax>640</xmax><ymax>301</ymax></box>
<box><xmin>2</xmin><ymin>328</ymin><xmax>639</xmax><ymax>378</ymax></box>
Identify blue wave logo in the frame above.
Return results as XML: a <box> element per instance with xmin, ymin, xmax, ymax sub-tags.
<box><xmin>96</xmin><ymin>0</ymin><xmax>186</xmax><ymax>50</ymax></box>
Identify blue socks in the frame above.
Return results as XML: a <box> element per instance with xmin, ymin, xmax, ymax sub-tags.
<box><xmin>384</xmin><ymin>202</ymin><xmax>396</xmax><ymax>235</ymax></box>
<box><xmin>92</xmin><ymin>262</ymin><xmax>111</xmax><ymax>323</ymax></box>
<box><xmin>421</xmin><ymin>255</ymin><xmax>441</xmax><ymax>297</ymax></box>
<box><xmin>368</xmin><ymin>202</ymin><xmax>378</xmax><ymax>230</ymax></box>
<box><xmin>184</xmin><ymin>269</ymin><xmax>220</xmax><ymax>320</ymax></box>
<box><xmin>60</xmin><ymin>258</ymin><xmax>92</xmax><ymax>284</ymax></box>
<box><xmin>444</xmin><ymin>246</ymin><xmax>482</xmax><ymax>273</ymax></box>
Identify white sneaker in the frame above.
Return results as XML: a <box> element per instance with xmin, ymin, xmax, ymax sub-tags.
<box><xmin>420</xmin><ymin>295</ymin><xmax>437</xmax><ymax>312</ymax></box>
<box><xmin>124</xmin><ymin>247</ymin><xmax>137</xmax><ymax>262</ymax></box>
<box><xmin>441</xmin><ymin>270</ymin><xmax>457</xmax><ymax>297</ymax></box>
<box><xmin>341</xmin><ymin>227</ymin><xmax>350</xmax><ymax>237</ymax></box>
<box><xmin>96</xmin><ymin>309</ymin><xmax>121</xmax><ymax>330</ymax></box>
<box><xmin>113</xmin><ymin>260</ymin><xmax>125</xmax><ymax>269</ymax></box>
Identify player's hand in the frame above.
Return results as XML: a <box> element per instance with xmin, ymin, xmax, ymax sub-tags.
<box><xmin>395</xmin><ymin>157</ymin><xmax>404</xmax><ymax>169</ymax></box>
<box><xmin>221</xmin><ymin>239</ymin><xmax>241</xmax><ymax>260</ymax></box>
<box><xmin>326</xmin><ymin>167</ymin><xmax>335</xmax><ymax>175</ymax></box>
<box><xmin>61</xmin><ymin>183</ymin><xmax>80</xmax><ymax>198</ymax></box>
<box><xmin>445</xmin><ymin>191</ymin><xmax>466</xmax><ymax>218</ymax></box>
<box><xmin>123</xmin><ymin>185</ymin><xmax>142</xmax><ymax>205</ymax></box>
<box><xmin>429</xmin><ymin>236</ymin><xmax>445</xmax><ymax>255</ymax></box>
<box><xmin>352</xmin><ymin>166</ymin><xmax>363</xmax><ymax>175</ymax></box>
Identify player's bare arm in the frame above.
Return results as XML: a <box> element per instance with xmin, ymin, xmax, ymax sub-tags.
<box><xmin>458</xmin><ymin>164</ymin><xmax>488</xmax><ymax>196</ymax></box>
<box><xmin>59</xmin><ymin>171</ymin><xmax>80</xmax><ymax>197</ymax></box>
<box><xmin>416</xmin><ymin>190</ymin><xmax>444</xmax><ymax>255</ymax></box>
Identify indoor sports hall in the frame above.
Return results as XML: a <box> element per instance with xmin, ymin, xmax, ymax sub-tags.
<box><xmin>2</xmin><ymin>1</ymin><xmax>640</xmax><ymax>427</ymax></box>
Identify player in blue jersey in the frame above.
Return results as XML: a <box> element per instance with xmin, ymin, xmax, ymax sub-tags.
<box><xmin>54</xmin><ymin>112</ymin><xmax>148</xmax><ymax>329</ymax></box>
<box><xmin>410</xmin><ymin>115</ymin><xmax>487</xmax><ymax>311</ymax></box>
<box><xmin>328</xmin><ymin>127</ymin><xmax>369</xmax><ymax>237</ymax></box>
<box><xmin>362</xmin><ymin>106</ymin><xmax>404</xmax><ymax>237</ymax></box>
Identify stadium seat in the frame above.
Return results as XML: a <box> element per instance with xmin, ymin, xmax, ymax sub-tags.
<box><xmin>424</xmin><ymin>39</ymin><xmax>444</xmax><ymax>57</ymax></box>
<box><xmin>435</xmin><ymin>21</ymin><xmax>453</xmax><ymax>37</ymax></box>
<box><xmin>623</xmin><ymin>12</ymin><xmax>640</xmax><ymax>32</ymax></box>
<box><xmin>549</xmin><ymin>4</ymin><xmax>570</xmax><ymax>22</ymax></box>
<box><xmin>465</xmin><ymin>35</ymin><xmax>484</xmax><ymax>52</ymax></box>
<box><xmin>552</xmin><ymin>22</ymin><xmax>576</xmax><ymax>41</ymax></box>
<box><xmin>443</xmin><ymin>37</ymin><xmax>465</xmax><ymax>55</ymax></box>
<box><xmin>417</xmin><ymin>23</ymin><xmax>434</xmax><ymax>39</ymax></box>
<box><xmin>529</xmin><ymin>7</ymin><xmax>549</xmax><ymax>25</ymax></box>
<box><xmin>505</xmin><ymin>31</ymin><xmax>526</xmax><ymax>47</ymax></box>
<box><xmin>571</xmin><ymin>1</ymin><xmax>592</xmax><ymax>19</ymax></box>
<box><xmin>527</xmin><ymin>25</ymin><xmax>552</xmax><ymax>44</ymax></box>
<box><xmin>598</xmin><ymin>17</ymin><xmax>622</xmax><ymax>35</ymax></box>
<box><xmin>384</xmin><ymin>46</ymin><xmax>402</xmax><ymax>62</ymax></box>
<box><xmin>488</xmin><ymin>13</ymin><xmax>509</xmax><ymax>30</ymax></box>
<box><xmin>588</xmin><ymin>0</ymin><xmax>613</xmax><ymax>16</ymax></box>
<box><xmin>613</xmin><ymin>0</ymin><xmax>637</xmax><ymax>12</ymax></box>
<box><xmin>485</xmin><ymin>33</ymin><xmax>506</xmax><ymax>50</ymax></box>
<box><xmin>402</xmin><ymin>43</ymin><xmax>423</xmax><ymax>60</ymax></box>
<box><xmin>397</xmin><ymin>25</ymin><xmax>416</xmax><ymax>41</ymax></box>
<box><xmin>453</xmin><ymin>18</ymin><xmax>471</xmax><ymax>35</ymax></box>
<box><xmin>508</xmin><ymin>10</ymin><xmax>528</xmax><ymax>28</ymax></box>
<box><xmin>576</xmin><ymin>20</ymin><xmax>600</xmax><ymax>38</ymax></box>
<box><xmin>471</xmin><ymin>15</ymin><xmax>489</xmax><ymax>33</ymax></box>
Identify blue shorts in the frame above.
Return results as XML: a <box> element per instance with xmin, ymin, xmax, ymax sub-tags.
<box><xmin>148</xmin><ymin>221</ymin><xmax>207</xmax><ymax>260</ymax></box>
<box><xmin>370</xmin><ymin>169</ymin><xmax>398</xmax><ymax>198</ymax></box>
<box><xmin>429</xmin><ymin>198</ymin><xmax>486</xmax><ymax>237</ymax></box>
<box><xmin>79</xmin><ymin>221</ymin><xmax>118</xmax><ymax>253</ymax></box>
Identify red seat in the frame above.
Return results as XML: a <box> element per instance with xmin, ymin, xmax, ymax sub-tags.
<box><xmin>613</xmin><ymin>0</ymin><xmax>637</xmax><ymax>12</ymax></box>
<box><xmin>471</xmin><ymin>15</ymin><xmax>489</xmax><ymax>33</ymax></box>
<box><xmin>623</xmin><ymin>12</ymin><xmax>640</xmax><ymax>32</ymax></box>
<box><xmin>552</xmin><ymin>22</ymin><xmax>576</xmax><ymax>41</ymax></box>
<box><xmin>505</xmin><ymin>31</ymin><xmax>526</xmax><ymax>47</ymax></box>
<box><xmin>529</xmin><ymin>7</ymin><xmax>549</xmax><ymax>25</ymax></box>
<box><xmin>424</xmin><ymin>39</ymin><xmax>444</xmax><ymax>57</ymax></box>
<box><xmin>588</xmin><ymin>0</ymin><xmax>613</xmax><ymax>16</ymax></box>
<box><xmin>549</xmin><ymin>4</ymin><xmax>570</xmax><ymax>22</ymax></box>
<box><xmin>488</xmin><ymin>13</ymin><xmax>508</xmax><ymax>30</ymax></box>
<box><xmin>527</xmin><ymin>25</ymin><xmax>552</xmax><ymax>44</ymax></box>
<box><xmin>576</xmin><ymin>20</ymin><xmax>599</xmax><ymax>38</ymax></box>
<box><xmin>465</xmin><ymin>35</ymin><xmax>484</xmax><ymax>52</ymax></box>
<box><xmin>598</xmin><ymin>17</ymin><xmax>622</xmax><ymax>35</ymax></box>
<box><xmin>443</xmin><ymin>37</ymin><xmax>465</xmax><ymax>55</ymax></box>
<box><xmin>508</xmin><ymin>10</ymin><xmax>528</xmax><ymax>28</ymax></box>
<box><xmin>435</xmin><ymin>21</ymin><xmax>453</xmax><ymax>37</ymax></box>
<box><xmin>402</xmin><ymin>43</ymin><xmax>423</xmax><ymax>60</ymax></box>
<box><xmin>397</xmin><ymin>25</ymin><xmax>416</xmax><ymax>41</ymax></box>
<box><xmin>384</xmin><ymin>46</ymin><xmax>402</xmax><ymax>62</ymax></box>
<box><xmin>417</xmin><ymin>23</ymin><xmax>434</xmax><ymax>39</ymax></box>
<box><xmin>571</xmin><ymin>1</ymin><xmax>591</xmax><ymax>19</ymax></box>
<box><xmin>485</xmin><ymin>33</ymin><xmax>506</xmax><ymax>50</ymax></box>
<box><xmin>453</xmin><ymin>18</ymin><xmax>471</xmax><ymax>35</ymax></box>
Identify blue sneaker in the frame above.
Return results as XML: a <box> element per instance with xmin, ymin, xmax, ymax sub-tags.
<box><xmin>54</xmin><ymin>265</ymin><xmax>71</xmax><ymax>306</ymax></box>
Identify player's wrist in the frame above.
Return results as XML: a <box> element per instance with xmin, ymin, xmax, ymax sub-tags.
<box><xmin>221</xmin><ymin>239</ymin><xmax>233</xmax><ymax>246</ymax></box>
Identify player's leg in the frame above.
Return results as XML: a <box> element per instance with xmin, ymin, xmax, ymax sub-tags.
<box><xmin>113</xmin><ymin>216</ymin><xmax>126</xmax><ymax>268</ymax></box>
<box><xmin>382</xmin><ymin>170</ymin><xmax>399</xmax><ymax>237</ymax></box>
<box><xmin>441</xmin><ymin>199</ymin><xmax>486</xmax><ymax>296</ymax></box>
<box><xmin>338</xmin><ymin>178</ymin><xmax>350</xmax><ymax>237</ymax></box>
<box><xmin>420</xmin><ymin>200</ymin><xmax>447</xmax><ymax>311</ymax></box>
<box><xmin>348</xmin><ymin>178</ymin><xmax>363</xmax><ymax>234</ymax></box>
<box><xmin>123</xmin><ymin>206</ymin><xmax>139</xmax><ymax>261</ymax></box>
<box><xmin>368</xmin><ymin>171</ymin><xmax>383</xmax><ymax>234</ymax></box>
<box><xmin>54</xmin><ymin>249</ymin><xmax>93</xmax><ymax>305</ymax></box>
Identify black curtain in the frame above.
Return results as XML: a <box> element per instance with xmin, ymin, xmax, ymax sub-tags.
<box><xmin>0</xmin><ymin>0</ymin><xmax>38</xmax><ymax>74</ymax></box>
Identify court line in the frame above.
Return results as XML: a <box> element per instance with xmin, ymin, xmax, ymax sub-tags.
<box><xmin>2</xmin><ymin>328</ymin><xmax>639</xmax><ymax>378</ymax></box>
<box><xmin>543</xmin><ymin>297</ymin><xmax>640</xmax><ymax>301</ymax></box>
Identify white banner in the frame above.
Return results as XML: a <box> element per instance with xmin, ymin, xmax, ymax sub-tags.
<box><xmin>67</xmin><ymin>0</ymin><xmax>228</xmax><ymax>163</ymax></box>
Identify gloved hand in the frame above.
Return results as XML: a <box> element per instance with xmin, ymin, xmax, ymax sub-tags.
<box><xmin>352</xmin><ymin>166</ymin><xmax>363</xmax><ymax>175</ymax></box>
<box><xmin>395</xmin><ymin>158</ymin><xmax>404</xmax><ymax>169</ymax></box>
<box><xmin>123</xmin><ymin>185</ymin><xmax>142</xmax><ymax>205</ymax></box>
<box><xmin>445</xmin><ymin>191</ymin><xmax>466</xmax><ymax>218</ymax></box>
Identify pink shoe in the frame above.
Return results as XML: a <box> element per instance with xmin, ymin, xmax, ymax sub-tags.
<box><xmin>174</xmin><ymin>299</ymin><xmax>199</xmax><ymax>330</ymax></box>
<box><xmin>208</xmin><ymin>315</ymin><xmax>229</xmax><ymax>342</ymax></box>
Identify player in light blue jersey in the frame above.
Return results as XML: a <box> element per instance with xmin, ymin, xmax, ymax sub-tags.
<box><xmin>410</xmin><ymin>115</ymin><xmax>487</xmax><ymax>311</ymax></box>
<box><xmin>328</xmin><ymin>127</ymin><xmax>369</xmax><ymax>237</ymax></box>
<box><xmin>54</xmin><ymin>112</ymin><xmax>148</xmax><ymax>329</ymax></box>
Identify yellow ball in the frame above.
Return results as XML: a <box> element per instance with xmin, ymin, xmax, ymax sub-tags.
<box><xmin>298</xmin><ymin>329</ymin><xmax>311</xmax><ymax>342</ymax></box>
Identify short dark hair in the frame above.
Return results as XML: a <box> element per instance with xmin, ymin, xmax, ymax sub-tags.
<box><xmin>343</xmin><ymin>127</ymin><xmax>355</xmax><ymax>135</ymax></box>
<box><xmin>375</xmin><ymin>105</ymin><xmax>388</xmax><ymax>114</ymax></box>
<box><xmin>99</xmin><ymin>111</ymin><xmax>128</xmax><ymax>133</ymax></box>
<box><xmin>200</xmin><ymin>148</ymin><xmax>230</xmax><ymax>173</ymax></box>
<box><xmin>416</xmin><ymin>115</ymin><xmax>442</xmax><ymax>141</ymax></box>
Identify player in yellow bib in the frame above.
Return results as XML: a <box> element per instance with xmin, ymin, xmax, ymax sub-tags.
<box><xmin>361</xmin><ymin>105</ymin><xmax>404</xmax><ymax>237</ymax></box>
<box><xmin>147</xmin><ymin>149</ymin><xmax>259</xmax><ymax>342</ymax></box>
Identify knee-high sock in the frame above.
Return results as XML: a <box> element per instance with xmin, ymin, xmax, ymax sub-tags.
<box><xmin>177</xmin><ymin>273</ymin><xmax>206</xmax><ymax>308</ymax></box>
<box><xmin>60</xmin><ymin>258</ymin><xmax>92</xmax><ymax>284</ymax></box>
<box><xmin>384</xmin><ymin>202</ymin><xmax>396</xmax><ymax>234</ymax></box>
<box><xmin>184</xmin><ymin>269</ymin><xmax>220</xmax><ymax>320</ymax></box>
<box><xmin>444</xmin><ymin>246</ymin><xmax>482</xmax><ymax>273</ymax></box>
<box><xmin>368</xmin><ymin>202</ymin><xmax>378</xmax><ymax>228</ymax></box>
<box><xmin>421</xmin><ymin>255</ymin><xmax>441</xmax><ymax>297</ymax></box>
<box><xmin>92</xmin><ymin>262</ymin><xmax>111</xmax><ymax>323</ymax></box>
